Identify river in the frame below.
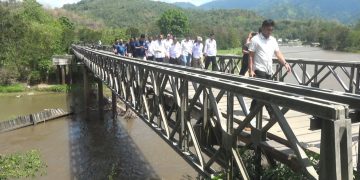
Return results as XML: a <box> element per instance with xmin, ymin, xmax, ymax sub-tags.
<box><xmin>0</xmin><ymin>75</ymin><xmax>197</xmax><ymax>179</ymax></box>
<box><xmin>0</xmin><ymin>46</ymin><xmax>358</xmax><ymax>179</ymax></box>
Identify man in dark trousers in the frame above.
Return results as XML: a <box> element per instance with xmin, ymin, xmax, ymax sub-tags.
<box><xmin>248</xmin><ymin>19</ymin><xmax>291</xmax><ymax>126</ymax></box>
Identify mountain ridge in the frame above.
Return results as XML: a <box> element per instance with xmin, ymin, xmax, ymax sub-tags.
<box><xmin>196</xmin><ymin>0</ymin><xmax>360</xmax><ymax>24</ymax></box>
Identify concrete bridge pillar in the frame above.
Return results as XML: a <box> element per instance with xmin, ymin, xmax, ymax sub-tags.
<box><xmin>82</xmin><ymin>66</ymin><xmax>90</xmax><ymax>115</ymax></box>
<box><xmin>97</xmin><ymin>79</ymin><xmax>104</xmax><ymax>119</ymax></box>
<box><xmin>112</xmin><ymin>91</ymin><xmax>117</xmax><ymax>120</ymax></box>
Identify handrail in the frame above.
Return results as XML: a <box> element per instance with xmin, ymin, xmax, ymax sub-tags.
<box><xmin>87</xmin><ymin>47</ymin><xmax>360</xmax><ymax>111</ymax></box>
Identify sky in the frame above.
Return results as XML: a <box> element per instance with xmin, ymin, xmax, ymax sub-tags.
<box><xmin>37</xmin><ymin>0</ymin><xmax>214</xmax><ymax>8</ymax></box>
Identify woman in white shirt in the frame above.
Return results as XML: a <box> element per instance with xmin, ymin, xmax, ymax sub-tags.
<box><xmin>192</xmin><ymin>36</ymin><xmax>204</xmax><ymax>68</ymax></box>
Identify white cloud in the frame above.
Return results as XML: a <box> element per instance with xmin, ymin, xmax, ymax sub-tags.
<box><xmin>36</xmin><ymin>0</ymin><xmax>214</xmax><ymax>8</ymax></box>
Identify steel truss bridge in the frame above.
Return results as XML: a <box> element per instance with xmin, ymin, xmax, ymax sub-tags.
<box><xmin>72</xmin><ymin>45</ymin><xmax>360</xmax><ymax>180</ymax></box>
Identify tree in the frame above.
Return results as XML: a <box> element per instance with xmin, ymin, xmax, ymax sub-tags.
<box><xmin>158</xmin><ymin>9</ymin><xmax>189</xmax><ymax>37</ymax></box>
<box><xmin>126</xmin><ymin>27</ymin><xmax>140</xmax><ymax>38</ymax></box>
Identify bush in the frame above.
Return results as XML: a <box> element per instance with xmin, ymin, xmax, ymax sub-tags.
<box><xmin>0</xmin><ymin>68</ymin><xmax>18</xmax><ymax>85</ymax></box>
<box><xmin>0</xmin><ymin>150</ymin><xmax>47</xmax><ymax>179</ymax></box>
<box><xmin>29</xmin><ymin>71</ymin><xmax>41</xmax><ymax>85</ymax></box>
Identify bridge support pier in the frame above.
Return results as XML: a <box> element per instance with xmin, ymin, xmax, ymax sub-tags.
<box><xmin>97</xmin><ymin>79</ymin><xmax>104</xmax><ymax>119</ymax></box>
<box><xmin>112</xmin><ymin>91</ymin><xmax>117</xmax><ymax>120</ymax></box>
<box><xmin>82</xmin><ymin>66</ymin><xmax>90</xmax><ymax>113</ymax></box>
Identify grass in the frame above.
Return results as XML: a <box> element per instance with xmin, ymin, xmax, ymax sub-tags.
<box><xmin>218</xmin><ymin>48</ymin><xmax>243</xmax><ymax>56</ymax></box>
<box><xmin>0</xmin><ymin>84</ymin><xmax>26</xmax><ymax>93</ymax></box>
<box><xmin>0</xmin><ymin>84</ymin><xmax>70</xmax><ymax>94</ymax></box>
<box><xmin>35</xmin><ymin>85</ymin><xmax>69</xmax><ymax>93</ymax></box>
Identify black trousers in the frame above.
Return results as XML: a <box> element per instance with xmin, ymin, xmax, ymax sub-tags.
<box><xmin>239</xmin><ymin>54</ymin><xmax>249</xmax><ymax>75</ymax></box>
<box><xmin>249</xmin><ymin>70</ymin><xmax>274</xmax><ymax>118</ymax></box>
<box><xmin>147</xmin><ymin>56</ymin><xmax>154</xmax><ymax>61</ymax></box>
<box><xmin>205</xmin><ymin>56</ymin><xmax>217</xmax><ymax>71</ymax></box>
<box><xmin>169</xmin><ymin>57</ymin><xmax>180</xmax><ymax>65</ymax></box>
<box><xmin>155</xmin><ymin>58</ymin><xmax>164</xmax><ymax>62</ymax></box>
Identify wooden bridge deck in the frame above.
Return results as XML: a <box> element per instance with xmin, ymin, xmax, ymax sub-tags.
<box><xmin>156</xmin><ymin>80</ymin><xmax>360</xmax><ymax>169</ymax></box>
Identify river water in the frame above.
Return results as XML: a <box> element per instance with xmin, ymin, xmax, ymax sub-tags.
<box><xmin>0</xmin><ymin>75</ymin><xmax>197</xmax><ymax>179</ymax></box>
<box><xmin>0</xmin><ymin>46</ymin><xmax>358</xmax><ymax>179</ymax></box>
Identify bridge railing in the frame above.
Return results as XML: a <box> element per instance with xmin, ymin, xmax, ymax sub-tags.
<box><xmin>96</xmin><ymin>45</ymin><xmax>360</xmax><ymax>94</ymax></box>
<box><xmin>91</xmin><ymin>48</ymin><xmax>360</xmax><ymax>113</ymax></box>
<box><xmin>216</xmin><ymin>55</ymin><xmax>360</xmax><ymax>94</ymax></box>
<box><xmin>73</xmin><ymin>45</ymin><xmax>354</xmax><ymax>180</ymax></box>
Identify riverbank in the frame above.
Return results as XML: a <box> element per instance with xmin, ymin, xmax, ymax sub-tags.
<box><xmin>0</xmin><ymin>84</ymin><xmax>69</xmax><ymax>94</ymax></box>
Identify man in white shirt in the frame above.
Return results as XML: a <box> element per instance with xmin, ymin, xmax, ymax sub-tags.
<box><xmin>146</xmin><ymin>36</ymin><xmax>154</xmax><ymax>61</ymax></box>
<box><xmin>163</xmin><ymin>34</ymin><xmax>173</xmax><ymax>62</ymax></box>
<box><xmin>181</xmin><ymin>36</ymin><xmax>193</xmax><ymax>66</ymax></box>
<box><xmin>192</xmin><ymin>36</ymin><xmax>204</xmax><ymax>68</ymax></box>
<box><xmin>248</xmin><ymin>19</ymin><xmax>291</xmax><ymax>125</ymax></box>
<box><xmin>169</xmin><ymin>37</ymin><xmax>182</xmax><ymax>65</ymax></box>
<box><xmin>204</xmin><ymin>33</ymin><xmax>217</xmax><ymax>71</ymax></box>
<box><xmin>153</xmin><ymin>34</ymin><xmax>167</xmax><ymax>62</ymax></box>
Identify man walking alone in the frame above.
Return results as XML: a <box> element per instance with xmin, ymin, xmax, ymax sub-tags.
<box><xmin>248</xmin><ymin>19</ymin><xmax>291</xmax><ymax>124</ymax></box>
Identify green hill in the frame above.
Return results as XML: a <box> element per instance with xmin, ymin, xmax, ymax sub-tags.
<box><xmin>63</xmin><ymin>0</ymin><xmax>264</xmax><ymax>49</ymax></box>
<box><xmin>63</xmin><ymin>0</ymin><xmax>360</xmax><ymax>52</ymax></box>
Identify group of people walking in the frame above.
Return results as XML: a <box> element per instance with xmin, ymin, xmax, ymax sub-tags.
<box><xmin>112</xmin><ymin>33</ymin><xmax>218</xmax><ymax>70</ymax></box>
<box><xmin>111</xmin><ymin>19</ymin><xmax>292</xmax><ymax>128</ymax></box>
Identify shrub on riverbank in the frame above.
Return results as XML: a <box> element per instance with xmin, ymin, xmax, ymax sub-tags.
<box><xmin>0</xmin><ymin>84</ymin><xmax>25</xmax><ymax>93</ymax></box>
<box><xmin>0</xmin><ymin>84</ymin><xmax>70</xmax><ymax>93</ymax></box>
<box><xmin>0</xmin><ymin>150</ymin><xmax>47</xmax><ymax>179</ymax></box>
<box><xmin>35</xmin><ymin>85</ymin><xmax>69</xmax><ymax>93</ymax></box>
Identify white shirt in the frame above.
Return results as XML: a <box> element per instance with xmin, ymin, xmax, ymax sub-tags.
<box><xmin>153</xmin><ymin>40</ymin><xmax>167</xmax><ymax>58</ymax></box>
<box><xmin>146</xmin><ymin>41</ymin><xmax>154</xmax><ymax>56</ymax></box>
<box><xmin>204</xmin><ymin>39</ymin><xmax>217</xmax><ymax>56</ymax></box>
<box><xmin>192</xmin><ymin>42</ymin><xmax>203</xmax><ymax>59</ymax></box>
<box><xmin>169</xmin><ymin>42</ymin><xmax>182</xmax><ymax>59</ymax></box>
<box><xmin>181</xmin><ymin>40</ymin><xmax>193</xmax><ymax>56</ymax></box>
<box><xmin>163</xmin><ymin>39</ymin><xmax>173</xmax><ymax>56</ymax></box>
<box><xmin>163</xmin><ymin>39</ymin><xmax>173</xmax><ymax>49</ymax></box>
<box><xmin>249</xmin><ymin>33</ymin><xmax>280</xmax><ymax>74</ymax></box>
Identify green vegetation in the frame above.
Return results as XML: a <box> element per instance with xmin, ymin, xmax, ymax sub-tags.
<box><xmin>158</xmin><ymin>9</ymin><xmax>189</xmax><ymax>37</ymax></box>
<box><xmin>0</xmin><ymin>84</ymin><xmax>70</xmax><ymax>94</ymax></box>
<box><xmin>0</xmin><ymin>0</ymin><xmax>74</xmax><ymax>85</ymax></box>
<box><xmin>218</xmin><ymin>48</ymin><xmax>242</xmax><ymax>55</ymax></box>
<box><xmin>1</xmin><ymin>0</ymin><xmax>359</xmax><ymax>87</ymax></box>
<box><xmin>35</xmin><ymin>85</ymin><xmax>70</xmax><ymax>93</ymax></box>
<box><xmin>0</xmin><ymin>150</ymin><xmax>47</xmax><ymax>179</ymax></box>
<box><xmin>63</xmin><ymin>0</ymin><xmax>360</xmax><ymax>52</ymax></box>
<box><xmin>0</xmin><ymin>84</ymin><xmax>26</xmax><ymax>93</ymax></box>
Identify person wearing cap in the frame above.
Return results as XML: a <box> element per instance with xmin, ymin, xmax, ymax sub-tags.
<box><xmin>192</xmin><ymin>36</ymin><xmax>204</xmax><ymax>68</ymax></box>
<box><xmin>153</xmin><ymin>34</ymin><xmax>167</xmax><ymax>62</ymax></box>
<box><xmin>181</xmin><ymin>36</ymin><xmax>193</xmax><ymax>66</ymax></box>
<box><xmin>204</xmin><ymin>33</ymin><xmax>217</xmax><ymax>71</ymax></box>
<box><xmin>169</xmin><ymin>37</ymin><xmax>182</xmax><ymax>65</ymax></box>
